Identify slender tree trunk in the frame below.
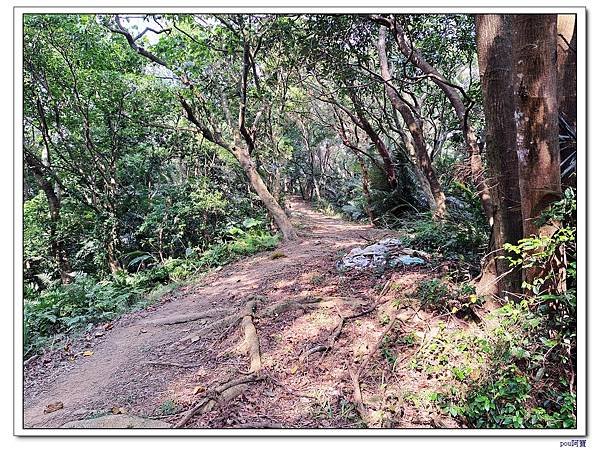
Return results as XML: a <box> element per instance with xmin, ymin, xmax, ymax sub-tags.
<box><xmin>105</xmin><ymin>209</ymin><xmax>121</xmax><ymax>274</ymax></box>
<box><xmin>386</xmin><ymin>17</ymin><xmax>493</xmax><ymax>221</ymax></box>
<box><xmin>557</xmin><ymin>14</ymin><xmax>577</xmax><ymax>127</ymax></box>
<box><xmin>313</xmin><ymin>178</ymin><xmax>322</xmax><ymax>202</ymax></box>
<box><xmin>38</xmin><ymin>176</ymin><xmax>72</xmax><ymax>283</ymax></box>
<box><xmin>475</xmin><ymin>14</ymin><xmax>523</xmax><ymax>298</ymax></box>
<box><xmin>397</xmin><ymin>127</ymin><xmax>436</xmax><ymax>210</ymax></box>
<box><xmin>233</xmin><ymin>146</ymin><xmax>297</xmax><ymax>242</ymax></box>
<box><xmin>357</xmin><ymin>155</ymin><xmax>375</xmax><ymax>224</ymax></box>
<box><xmin>106</xmin><ymin>236</ymin><xmax>121</xmax><ymax>274</ymax></box>
<box><xmin>376</xmin><ymin>26</ymin><xmax>446</xmax><ymax>218</ymax></box>
<box><xmin>512</xmin><ymin>14</ymin><xmax>562</xmax><ymax>287</ymax></box>
<box><xmin>25</xmin><ymin>154</ymin><xmax>72</xmax><ymax>283</ymax></box>
<box><xmin>345</xmin><ymin>89</ymin><xmax>398</xmax><ymax>189</ymax></box>
<box><xmin>272</xmin><ymin>166</ymin><xmax>282</xmax><ymax>201</ymax></box>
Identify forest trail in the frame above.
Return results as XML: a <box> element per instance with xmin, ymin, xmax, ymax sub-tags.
<box><xmin>24</xmin><ymin>198</ymin><xmax>456</xmax><ymax>429</ymax></box>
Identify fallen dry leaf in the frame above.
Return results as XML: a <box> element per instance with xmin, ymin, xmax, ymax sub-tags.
<box><xmin>192</xmin><ymin>386</ymin><xmax>205</xmax><ymax>395</ymax></box>
<box><xmin>82</xmin><ymin>351</ymin><xmax>94</xmax><ymax>357</ymax></box>
<box><xmin>44</xmin><ymin>401</ymin><xmax>63</xmax><ymax>414</ymax></box>
<box><xmin>103</xmin><ymin>323</ymin><xmax>113</xmax><ymax>331</ymax></box>
<box><xmin>190</xmin><ymin>335</ymin><xmax>200</xmax><ymax>343</ymax></box>
<box><xmin>290</xmin><ymin>365</ymin><xmax>299</xmax><ymax>375</ymax></box>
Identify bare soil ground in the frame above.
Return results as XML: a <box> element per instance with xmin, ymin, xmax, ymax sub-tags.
<box><xmin>24</xmin><ymin>198</ymin><xmax>465</xmax><ymax>429</ymax></box>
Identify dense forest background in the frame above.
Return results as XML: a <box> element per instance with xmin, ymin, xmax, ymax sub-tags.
<box><xmin>23</xmin><ymin>13</ymin><xmax>577</xmax><ymax>429</ymax></box>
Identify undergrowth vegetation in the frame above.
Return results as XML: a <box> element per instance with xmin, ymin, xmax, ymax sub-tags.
<box><xmin>408</xmin><ymin>189</ymin><xmax>577</xmax><ymax>428</ymax></box>
<box><xmin>24</xmin><ymin>222</ymin><xmax>279</xmax><ymax>356</ymax></box>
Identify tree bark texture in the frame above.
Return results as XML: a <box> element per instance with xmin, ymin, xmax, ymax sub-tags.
<box><xmin>556</xmin><ymin>14</ymin><xmax>577</xmax><ymax>127</ymax></box>
<box><xmin>512</xmin><ymin>14</ymin><xmax>562</xmax><ymax>288</ymax></box>
<box><xmin>25</xmin><ymin>154</ymin><xmax>73</xmax><ymax>283</ymax></box>
<box><xmin>475</xmin><ymin>14</ymin><xmax>523</xmax><ymax>297</ymax></box>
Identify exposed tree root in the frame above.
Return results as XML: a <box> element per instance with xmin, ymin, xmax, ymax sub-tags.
<box><xmin>143</xmin><ymin>308</ymin><xmax>232</xmax><ymax>326</ymax></box>
<box><xmin>264</xmin><ymin>374</ymin><xmax>317</xmax><ymax>399</ymax></box>
<box><xmin>146</xmin><ymin>361</ymin><xmax>204</xmax><ymax>369</ymax></box>
<box><xmin>24</xmin><ymin>354</ymin><xmax>41</xmax><ymax>366</ymax></box>
<box><xmin>175</xmin><ymin>374</ymin><xmax>264</xmax><ymax>428</ymax></box>
<box><xmin>300</xmin><ymin>283</ymin><xmax>393</xmax><ymax>361</ymax></box>
<box><xmin>176</xmin><ymin>296</ymin><xmax>326</xmax><ymax>347</ymax></box>
<box><xmin>240</xmin><ymin>300</ymin><xmax>261</xmax><ymax>373</ymax></box>
<box><xmin>300</xmin><ymin>312</ymin><xmax>344</xmax><ymax>360</ymax></box>
<box><xmin>350</xmin><ymin>312</ymin><xmax>401</xmax><ymax>422</ymax></box>
<box><xmin>174</xmin><ymin>298</ymin><xmax>264</xmax><ymax>428</ymax></box>
<box><xmin>196</xmin><ymin>315</ymin><xmax>240</xmax><ymax>336</ymax></box>
<box><xmin>257</xmin><ymin>295</ymin><xmax>323</xmax><ymax>318</ymax></box>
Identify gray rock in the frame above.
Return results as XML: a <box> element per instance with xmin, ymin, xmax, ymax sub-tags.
<box><xmin>337</xmin><ymin>238</ymin><xmax>427</xmax><ymax>270</ymax></box>
<box><xmin>379</xmin><ymin>238</ymin><xmax>404</xmax><ymax>247</ymax></box>
<box><xmin>401</xmin><ymin>248</ymin><xmax>430</xmax><ymax>259</ymax></box>
<box><xmin>361</xmin><ymin>244</ymin><xmax>388</xmax><ymax>256</ymax></box>
<box><xmin>446</xmin><ymin>195</ymin><xmax>468</xmax><ymax>210</ymax></box>
<box><xmin>348</xmin><ymin>255</ymin><xmax>370</xmax><ymax>268</ymax></box>
<box><xmin>61</xmin><ymin>414</ymin><xmax>171</xmax><ymax>429</ymax></box>
<box><xmin>347</xmin><ymin>247</ymin><xmax>365</xmax><ymax>257</ymax></box>
<box><xmin>393</xmin><ymin>255</ymin><xmax>425</xmax><ymax>266</ymax></box>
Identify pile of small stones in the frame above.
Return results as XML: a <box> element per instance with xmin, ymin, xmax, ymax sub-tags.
<box><xmin>337</xmin><ymin>238</ymin><xmax>429</xmax><ymax>271</ymax></box>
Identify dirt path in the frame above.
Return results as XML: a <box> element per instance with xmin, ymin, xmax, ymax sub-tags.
<box><xmin>24</xmin><ymin>198</ymin><xmax>456</xmax><ymax>429</ymax></box>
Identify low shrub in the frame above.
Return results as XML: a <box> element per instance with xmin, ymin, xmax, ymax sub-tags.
<box><xmin>24</xmin><ymin>224</ymin><xmax>280</xmax><ymax>357</ymax></box>
<box><xmin>24</xmin><ymin>273</ymin><xmax>146</xmax><ymax>355</ymax></box>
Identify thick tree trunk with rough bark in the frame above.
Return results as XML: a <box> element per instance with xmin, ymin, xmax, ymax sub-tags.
<box><xmin>377</xmin><ymin>26</ymin><xmax>446</xmax><ymax>218</ymax></box>
<box><xmin>512</xmin><ymin>14</ymin><xmax>562</xmax><ymax>287</ymax></box>
<box><xmin>512</xmin><ymin>14</ymin><xmax>561</xmax><ymax>237</ymax></box>
<box><xmin>475</xmin><ymin>14</ymin><xmax>523</xmax><ymax>298</ymax></box>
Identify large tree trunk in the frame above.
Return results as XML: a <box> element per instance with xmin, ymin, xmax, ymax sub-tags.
<box><xmin>377</xmin><ymin>26</ymin><xmax>446</xmax><ymax>218</ymax></box>
<box><xmin>512</xmin><ymin>14</ymin><xmax>562</xmax><ymax>287</ymax></box>
<box><xmin>475</xmin><ymin>14</ymin><xmax>523</xmax><ymax>298</ymax></box>
<box><xmin>233</xmin><ymin>146</ymin><xmax>297</xmax><ymax>242</ymax></box>
<box><xmin>385</xmin><ymin>17</ymin><xmax>493</xmax><ymax>222</ymax></box>
<box><xmin>557</xmin><ymin>14</ymin><xmax>577</xmax><ymax>127</ymax></box>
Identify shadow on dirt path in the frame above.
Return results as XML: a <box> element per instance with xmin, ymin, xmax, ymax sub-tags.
<box><xmin>24</xmin><ymin>198</ymin><xmax>459</xmax><ymax>429</ymax></box>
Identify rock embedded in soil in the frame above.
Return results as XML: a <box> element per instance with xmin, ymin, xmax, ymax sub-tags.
<box><xmin>337</xmin><ymin>238</ymin><xmax>428</xmax><ymax>271</ymax></box>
